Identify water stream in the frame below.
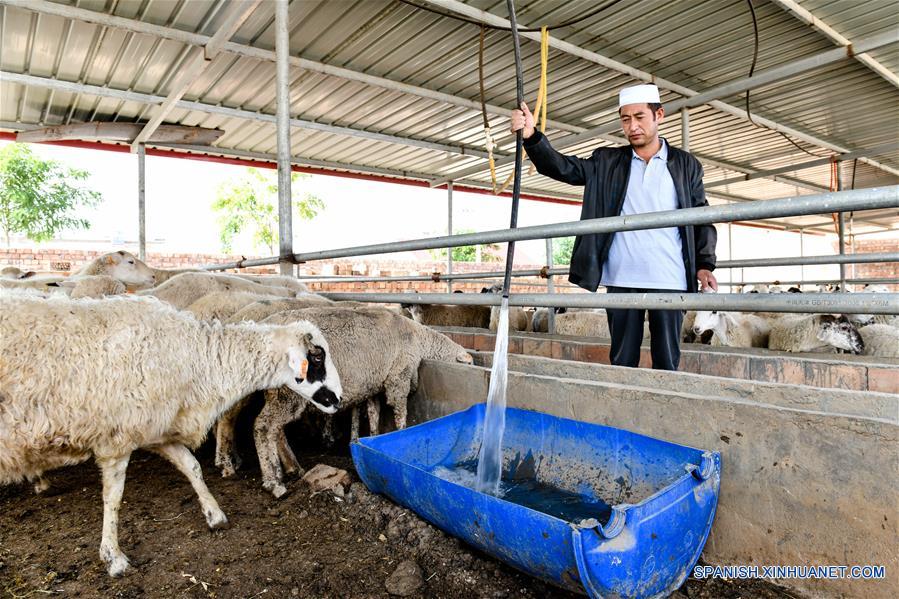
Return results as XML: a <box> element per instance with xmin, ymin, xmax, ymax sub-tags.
<box><xmin>475</xmin><ymin>296</ymin><xmax>510</xmax><ymax>495</ymax></box>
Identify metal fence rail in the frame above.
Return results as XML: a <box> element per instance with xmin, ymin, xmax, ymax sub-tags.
<box><xmin>320</xmin><ymin>292</ymin><xmax>899</xmax><ymax>314</ymax></box>
<box><xmin>292</xmin><ymin>252</ymin><xmax>899</xmax><ymax>284</ymax></box>
<box><xmin>203</xmin><ymin>187</ymin><xmax>899</xmax><ymax>271</ymax></box>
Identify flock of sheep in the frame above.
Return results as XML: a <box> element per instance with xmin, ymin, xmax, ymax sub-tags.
<box><xmin>1</xmin><ymin>252</ymin><xmax>895</xmax><ymax>578</ymax></box>
<box><xmin>0</xmin><ymin>251</ymin><xmax>471</xmax><ymax>577</ymax></box>
<box><xmin>405</xmin><ymin>282</ymin><xmax>897</xmax><ymax>358</ymax></box>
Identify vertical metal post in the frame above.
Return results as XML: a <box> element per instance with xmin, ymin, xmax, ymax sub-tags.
<box><xmin>836</xmin><ymin>162</ymin><xmax>846</xmax><ymax>290</ymax></box>
<box><xmin>447</xmin><ymin>182</ymin><xmax>453</xmax><ymax>293</ymax></box>
<box><xmin>275</xmin><ymin>0</ymin><xmax>293</xmax><ymax>276</ymax></box>
<box><xmin>681</xmin><ymin>108</ymin><xmax>690</xmax><ymax>151</ymax></box>
<box><xmin>545</xmin><ymin>237</ymin><xmax>555</xmax><ymax>334</ymax></box>
<box><xmin>137</xmin><ymin>143</ymin><xmax>146</xmax><ymax>261</ymax></box>
<box><xmin>799</xmin><ymin>227</ymin><xmax>805</xmax><ymax>286</ymax></box>
<box><xmin>727</xmin><ymin>223</ymin><xmax>734</xmax><ymax>288</ymax></box>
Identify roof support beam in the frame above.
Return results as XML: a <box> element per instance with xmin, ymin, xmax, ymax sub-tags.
<box><xmin>769</xmin><ymin>0</ymin><xmax>899</xmax><ymax>89</ymax></box>
<box><xmin>129</xmin><ymin>0</ymin><xmax>261</xmax><ymax>151</ymax></box>
<box><xmin>0</xmin><ymin>0</ymin><xmax>581</xmax><ymax>134</ymax></box>
<box><xmin>422</xmin><ymin>0</ymin><xmax>899</xmax><ymax>179</ymax></box>
<box><xmin>1</xmin><ymin>71</ymin><xmax>498</xmax><ymax>160</ymax></box>
<box><xmin>706</xmin><ymin>141</ymin><xmax>899</xmax><ymax>189</ymax></box>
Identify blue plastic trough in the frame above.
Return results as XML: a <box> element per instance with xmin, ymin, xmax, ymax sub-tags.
<box><xmin>351</xmin><ymin>404</ymin><xmax>720</xmax><ymax>598</ymax></box>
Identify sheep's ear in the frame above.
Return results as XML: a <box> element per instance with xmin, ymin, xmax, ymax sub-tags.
<box><xmin>20</xmin><ymin>271</ymin><xmax>37</xmax><ymax>279</ymax></box>
<box><xmin>104</xmin><ymin>255</ymin><xmax>117</xmax><ymax>265</ymax></box>
<box><xmin>302</xmin><ymin>332</ymin><xmax>314</xmax><ymax>346</ymax></box>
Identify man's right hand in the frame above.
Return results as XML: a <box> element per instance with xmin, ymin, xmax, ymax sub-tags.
<box><xmin>510</xmin><ymin>101</ymin><xmax>536</xmax><ymax>139</ymax></box>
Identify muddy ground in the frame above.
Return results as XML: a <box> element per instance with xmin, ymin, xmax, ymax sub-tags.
<box><xmin>1</xmin><ymin>438</ymin><xmax>801</xmax><ymax>599</ymax></box>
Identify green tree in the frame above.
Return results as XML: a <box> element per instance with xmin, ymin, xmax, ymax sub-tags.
<box><xmin>429</xmin><ymin>229</ymin><xmax>501</xmax><ymax>262</ymax></box>
<box><xmin>552</xmin><ymin>236</ymin><xmax>574</xmax><ymax>265</ymax></box>
<box><xmin>212</xmin><ymin>168</ymin><xmax>324</xmax><ymax>254</ymax></box>
<box><xmin>0</xmin><ymin>143</ymin><xmax>100</xmax><ymax>247</ymax></box>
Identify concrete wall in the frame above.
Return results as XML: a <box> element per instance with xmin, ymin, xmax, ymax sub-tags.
<box><xmin>437</xmin><ymin>327</ymin><xmax>899</xmax><ymax>394</ymax></box>
<box><xmin>409</xmin><ymin>360</ymin><xmax>898</xmax><ymax>599</ymax></box>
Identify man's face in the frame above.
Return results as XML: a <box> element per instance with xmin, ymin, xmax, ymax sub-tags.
<box><xmin>619</xmin><ymin>104</ymin><xmax>664</xmax><ymax>148</ymax></box>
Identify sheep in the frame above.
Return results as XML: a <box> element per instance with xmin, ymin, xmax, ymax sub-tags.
<box><xmin>226</xmin><ymin>294</ymin><xmax>336</xmax><ymax>323</ymax></box>
<box><xmin>554</xmin><ymin>310</ymin><xmax>611</xmax><ymax>338</ymax></box>
<box><xmin>137</xmin><ymin>271</ymin><xmax>296</xmax><ymax>309</ymax></box>
<box><xmin>0</xmin><ymin>294</ymin><xmax>342</xmax><ymax>576</ymax></box>
<box><xmin>404</xmin><ymin>303</ymin><xmax>491</xmax><ymax>328</ymax></box>
<box><xmin>232</xmin><ymin>273</ymin><xmax>309</xmax><ymax>294</ymax></box>
<box><xmin>147</xmin><ymin>266</ymin><xmax>201</xmax><ymax>285</ymax></box>
<box><xmin>74</xmin><ymin>250</ymin><xmax>157</xmax><ymax>289</ymax></box>
<box><xmin>184</xmin><ymin>290</ymin><xmax>289</xmax><ymax>322</ymax></box>
<box><xmin>691</xmin><ymin>309</ymin><xmax>771</xmax><ymax>348</ymax></box>
<box><xmin>481</xmin><ymin>285</ymin><xmax>531</xmax><ymax>332</ymax></box>
<box><xmin>0</xmin><ymin>275</ymin><xmax>67</xmax><ymax>292</ymax></box>
<box><xmin>847</xmin><ymin>284</ymin><xmax>894</xmax><ymax>327</ymax></box>
<box><xmin>859</xmin><ymin>324</ymin><xmax>899</xmax><ymax>358</ymax></box>
<box><xmin>59</xmin><ymin>274</ymin><xmax>127</xmax><ymax>299</ymax></box>
<box><xmin>1</xmin><ymin>266</ymin><xmax>36</xmax><ymax>279</ymax></box>
<box><xmin>768</xmin><ymin>314</ymin><xmax>864</xmax><ymax>354</ymax></box>
<box><xmin>216</xmin><ymin>305</ymin><xmax>473</xmax><ymax>497</ymax></box>
<box><xmin>531</xmin><ymin>307</ymin><xmax>567</xmax><ymax>333</ymax></box>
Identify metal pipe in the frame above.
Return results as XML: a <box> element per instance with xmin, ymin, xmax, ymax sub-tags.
<box><xmin>681</xmin><ymin>108</ymin><xmax>690</xmax><ymax>152</ymax></box>
<box><xmin>719</xmin><ymin>251</ymin><xmax>899</xmax><ymax>269</ymax></box>
<box><xmin>284</xmin><ymin>187</ymin><xmax>897</xmax><ymax>264</ymax></box>
<box><xmin>274</xmin><ymin>0</ymin><xmax>292</xmax><ymax>276</ymax></box>
<box><xmin>137</xmin><ymin>143</ymin><xmax>146</xmax><ymax>260</ymax></box>
<box><xmin>837</xmin><ymin>162</ymin><xmax>846</xmax><ymax>290</ymax></box>
<box><xmin>446</xmin><ymin>182</ymin><xmax>453</xmax><ymax>293</ymax></box>
<box><xmin>545</xmin><ymin>238</ymin><xmax>555</xmax><ymax>334</ymax></box>
<box><xmin>321</xmin><ymin>291</ymin><xmax>899</xmax><ymax>314</ymax></box>
<box><xmin>717</xmin><ymin>277</ymin><xmax>897</xmax><ymax>288</ymax></box>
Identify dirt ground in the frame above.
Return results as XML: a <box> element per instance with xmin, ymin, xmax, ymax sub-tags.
<box><xmin>1</xmin><ymin>440</ymin><xmax>802</xmax><ymax>599</ymax></box>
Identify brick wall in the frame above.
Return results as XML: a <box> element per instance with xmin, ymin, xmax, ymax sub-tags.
<box><xmin>835</xmin><ymin>237</ymin><xmax>899</xmax><ymax>290</ymax></box>
<box><xmin>0</xmin><ymin>247</ymin><xmax>574</xmax><ymax>295</ymax></box>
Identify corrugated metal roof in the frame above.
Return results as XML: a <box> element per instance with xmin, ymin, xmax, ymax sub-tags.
<box><xmin>1</xmin><ymin>0</ymin><xmax>897</xmax><ymax>235</ymax></box>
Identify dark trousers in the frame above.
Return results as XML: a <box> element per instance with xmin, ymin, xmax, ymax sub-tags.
<box><xmin>605</xmin><ymin>286</ymin><xmax>684</xmax><ymax>371</ymax></box>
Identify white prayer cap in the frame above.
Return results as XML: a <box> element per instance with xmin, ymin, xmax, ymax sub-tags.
<box><xmin>618</xmin><ymin>84</ymin><xmax>661</xmax><ymax>108</ymax></box>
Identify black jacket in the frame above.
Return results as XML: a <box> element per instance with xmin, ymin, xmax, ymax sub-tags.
<box><xmin>523</xmin><ymin>131</ymin><xmax>717</xmax><ymax>293</ymax></box>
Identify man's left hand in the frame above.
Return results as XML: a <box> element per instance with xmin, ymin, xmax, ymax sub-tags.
<box><xmin>697</xmin><ymin>269</ymin><xmax>718</xmax><ymax>291</ymax></box>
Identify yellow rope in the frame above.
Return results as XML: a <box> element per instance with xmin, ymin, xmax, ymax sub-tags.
<box><xmin>497</xmin><ymin>26</ymin><xmax>549</xmax><ymax>194</ymax></box>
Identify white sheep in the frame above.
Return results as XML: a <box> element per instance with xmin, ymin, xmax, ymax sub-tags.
<box><xmin>481</xmin><ymin>284</ymin><xmax>531</xmax><ymax>332</ymax></box>
<box><xmin>137</xmin><ymin>271</ymin><xmax>296</xmax><ymax>309</ymax></box>
<box><xmin>554</xmin><ymin>310</ymin><xmax>611</xmax><ymax>337</ymax></box>
<box><xmin>232</xmin><ymin>273</ymin><xmax>309</xmax><ymax>294</ymax></box>
<box><xmin>768</xmin><ymin>314</ymin><xmax>864</xmax><ymax>354</ymax></box>
<box><xmin>404</xmin><ymin>303</ymin><xmax>491</xmax><ymax>328</ymax></box>
<box><xmin>59</xmin><ymin>274</ymin><xmax>128</xmax><ymax>299</ymax></box>
<box><xmin>184</xmin><ymin>290</ymin><xmax>289</xmax><ymax>322</ymax></box>
<box><xmin>859</xmin><ymin>324</ymin><xmax>899</xmax><ymax>358</ymax></box>
<box><xmin>74</xmin><ymin>250</ymin><xmax>157</xmax><ymax>288</ymax></box>
<box><xmin>216</xmin><ymin>305</ymin><xmax>473</xmax><ymax>497</ymax></box>
<box><xmin>0</xmin><ymin>275</ymin><xmax>67</xmax><ymax>292</ymax></box>
<box><xmin>226</xmin><ymin>294</ymin><xmax>336</xmax><ymax>323</ymax></box>
<box><xmin>691</xmin><ymin>309</ymin><xmax>771</xmax><ymax>348</ymax></box>
<box><xmin>0</xmin><ymin>294</ymin><xmax>342</xmax><ymax>576</ymax></box>
<box><xmin>1</xmin><ymin>266</ymin><xmax>36</xmax><ymax>279</ymax></box>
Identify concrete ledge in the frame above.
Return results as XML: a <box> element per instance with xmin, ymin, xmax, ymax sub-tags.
<box><xmin>436</xmin><ymin>327</ymin><xmax>899</xmax><ymax>393</ymax></box>
<box><xmin>410</xmin><ymin>360</ymin><xmax>898</xmax><ymax>599</ymax></box>
<box><xmin>471</xmin><ymin>352</ymin><xmax>898</xmax><ymax>421</ymax></box>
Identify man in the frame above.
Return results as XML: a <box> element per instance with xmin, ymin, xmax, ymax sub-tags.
<box><xmin>510</xmin><ymin>84</ymin><xmax>717</xmax><ymax>371</ymax></box>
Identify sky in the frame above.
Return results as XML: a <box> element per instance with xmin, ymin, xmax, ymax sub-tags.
<box><xmin>1</xmin><ymin>139</ymin><xmax>848</xmax><ymax>285</ymax></box>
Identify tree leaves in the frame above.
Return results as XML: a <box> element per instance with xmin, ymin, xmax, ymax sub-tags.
<box><xmin>0</xmin><ymin>144</ymin><xmax>100</xmax><ymax>246</ymax></box>
<box><xmin>211</xmin><ymin>168</ymin><xmax>323</xmax><ymax>254</ymax></box>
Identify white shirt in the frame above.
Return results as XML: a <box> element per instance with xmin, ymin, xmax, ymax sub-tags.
<box><xmin>601</xmin><ymin>139</ymin><xmax>687</xmax><ymax>290</ymax></box>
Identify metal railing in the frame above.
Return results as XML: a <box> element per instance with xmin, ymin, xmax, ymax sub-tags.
<box><xmin>319</xmin><ymin>291</ymin><xmax>899</xmax><ymax>314</ymax></box>
<box><xmin>203</xmin><ymin>187</ymin><xmax>898</xmax><ymax>271</ymax></box>
<box><xmin>202</xmin><ymin>186</ymin><xmax>899</xmax><ymax>313</ymax></box>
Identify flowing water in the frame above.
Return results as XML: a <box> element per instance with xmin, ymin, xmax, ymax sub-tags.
<box><xmin>475</xmin><ymin>297</ymin><xmax>510</xmax><ymax>495</ymax></box>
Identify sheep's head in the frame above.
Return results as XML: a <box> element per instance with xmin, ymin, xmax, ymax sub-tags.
<box><xmin>275</xmin><ymin>322</ymin><xmax>343</xmax><ymax>414</ymax></box>
<box><xmin>1</xmin><ymin>266</ymin><xmax>35</xmax><ymax>280</ymax></box>
<box><xmin>817</xmin><ymin>315</ymin><xmax>864</xmax><ymax>354</ymax></box>
<box><xmin>691</xmin><ymin>310</ymin><xmax>723</xmax><ymax>336</ymax></box>
<box><xmin>428</xmin><ymin>330</ymin><xmax>474</xmax><ymax>364</ymax></box>
<box><xmin>98</xmin><ymin>251</ymin><xmax>156</xmax><ymax>288</ymax></box>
